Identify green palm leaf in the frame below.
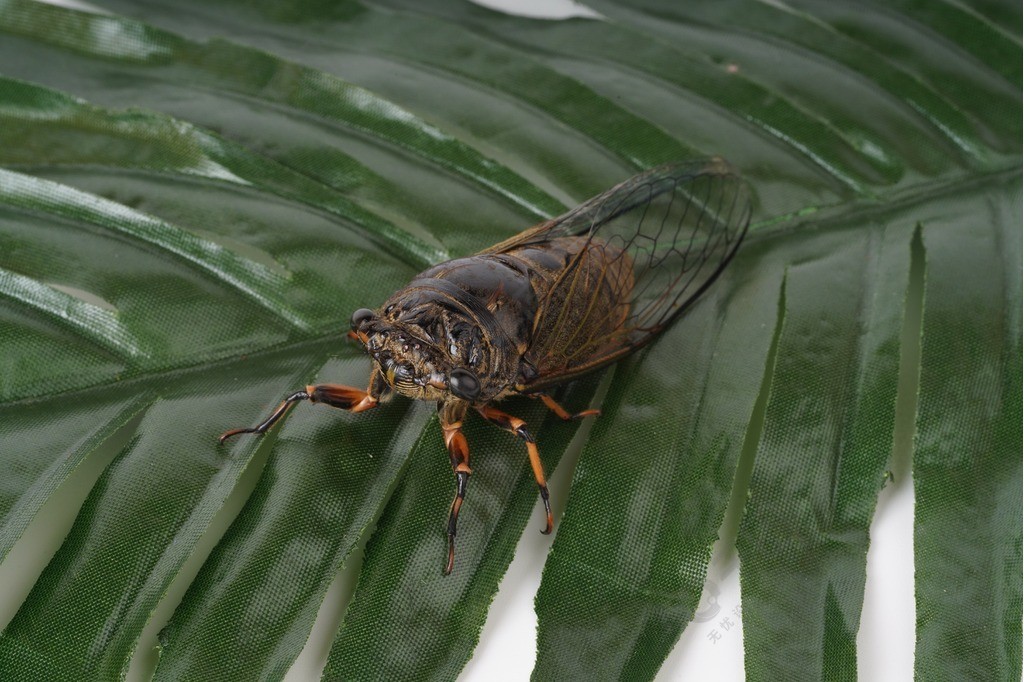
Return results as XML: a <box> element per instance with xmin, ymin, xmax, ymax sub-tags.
<box><xmin>0</xmin><ymin>1</ymin><xmax>1018</xmax><ymax>680</ymax></box>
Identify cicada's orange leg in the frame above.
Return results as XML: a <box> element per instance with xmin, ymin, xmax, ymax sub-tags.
<box><xmin>219</xmin><ymin>383</ymin><xmax>378</xmax><ymax>443</ymax></box>
<box><xmin>346</xmin><ymin>330</ymin><xmax>370</xmax><ymax>344</ymax></box>
<box><xmin>477</xmin><ymin>405</ymin><xmax>555</xmax><ymax>535</ymax></box>
<box><xmin>534</xmin><ymin>393</ymin><xmax>601</xmax><ymax>421</ymax></box>
<box><xmin>440</xmin><ymin>402</ymin><xmax>472</xmax><ymax>575</ymax></box>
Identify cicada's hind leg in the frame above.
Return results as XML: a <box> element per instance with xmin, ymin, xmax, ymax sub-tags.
<box><xmin>219</xmin><ymin>376</ymin><xmax>383</xmax><ymax>443</ymax></box>
<box><xmin>477</xmin><ymin>405</ymin><xmax>555</xmax><ymax>535</ymax></box>
<box><xmin>440</xmin><ymin>401</ymin><xmax>471</xmax><ymax>575</ymax></box>
<box><xmin>534</xmin><ymin>393</ymin><xmax>601</xmax><ymax>421</ymax></box>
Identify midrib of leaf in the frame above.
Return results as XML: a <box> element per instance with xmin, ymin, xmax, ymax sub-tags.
<box><xmin>0</xmin><ymin>0</ymin><xmax>1007</xmax><ymax>409</ymax></box>
<box><xmin>747</xmin><ymin>164</ymin><xmax>1021</xmax><ymax>241</ymax></box>
<box><xmin>0</xmin><ymin>162</ymin><xmax>1006</xmax><ymax>415</ymax></box>
<box><xmin>0</xmin><ymin>330</ymin><xmax>338</xmax><ymax>410</ymax></box>
<box><xmin>0</xmin><ymin>165</ymin><xmax>1004</xmax><ymax>414</ymax></box>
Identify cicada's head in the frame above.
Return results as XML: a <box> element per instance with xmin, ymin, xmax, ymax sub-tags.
<box><xmin>349</xmin><ymin>299</ymin><xmax>514</xmax><ymax>403</ymax></box>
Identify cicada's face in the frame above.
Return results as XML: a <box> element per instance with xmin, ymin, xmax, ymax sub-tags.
<box><xmin>366</xmin><ymin>321</ymin><xmax>450</xmax><ymax>401</ymax></box>
<box><xmin>350</xmin><ymin>304</ymin><xmax>495</xmax><ymax>403</ymax></box>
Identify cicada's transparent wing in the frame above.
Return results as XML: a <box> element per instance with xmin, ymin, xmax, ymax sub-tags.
<box><xmin>495</xmin><ymin>158</ymin><xmax>751</xmax><ymax>392</ymax></box>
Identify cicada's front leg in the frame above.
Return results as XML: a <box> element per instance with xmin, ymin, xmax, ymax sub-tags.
<box><xmin>440</xmin><ymin>400</ymin><xmax>471</xmax><ymax>575</ymax></box>
<box><xmin>219</xmin><ymin>372</ymin><xmax>387</xmax><ymax>443</ymax></box>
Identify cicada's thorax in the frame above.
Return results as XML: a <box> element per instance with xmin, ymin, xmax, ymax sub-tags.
<box><xmin>361</xmin><ymin>236</ymin><xmax>631</xmax><ymax>404</ymax></box>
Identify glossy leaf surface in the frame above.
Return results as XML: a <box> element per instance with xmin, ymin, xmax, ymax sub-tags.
<box><xmin>0</xmin><ymin>1</ymin><xmax>1018</xmax><ymax>681</ymax></box>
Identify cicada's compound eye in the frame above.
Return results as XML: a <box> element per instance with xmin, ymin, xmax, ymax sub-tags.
<box><xmin>449</xmin><ymin>367</ymin><xmax>480</xmax><ymax>401</ymax></box>
<box><xmin>350</xmin><ymin>308</ymin><xmax>375</xmax><ymax>331</ymax></box>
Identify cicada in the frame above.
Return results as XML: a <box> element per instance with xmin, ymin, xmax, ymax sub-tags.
<box><xmin>221</xmin><ymin>159</ymin><xmax>752</xmax><ymax>574</ymax></box>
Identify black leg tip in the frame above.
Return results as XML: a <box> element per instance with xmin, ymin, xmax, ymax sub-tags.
<box><xmin>444</xmin><ymin>542</ymin><xmax>455</xmax><ymax>575</ymax></box>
